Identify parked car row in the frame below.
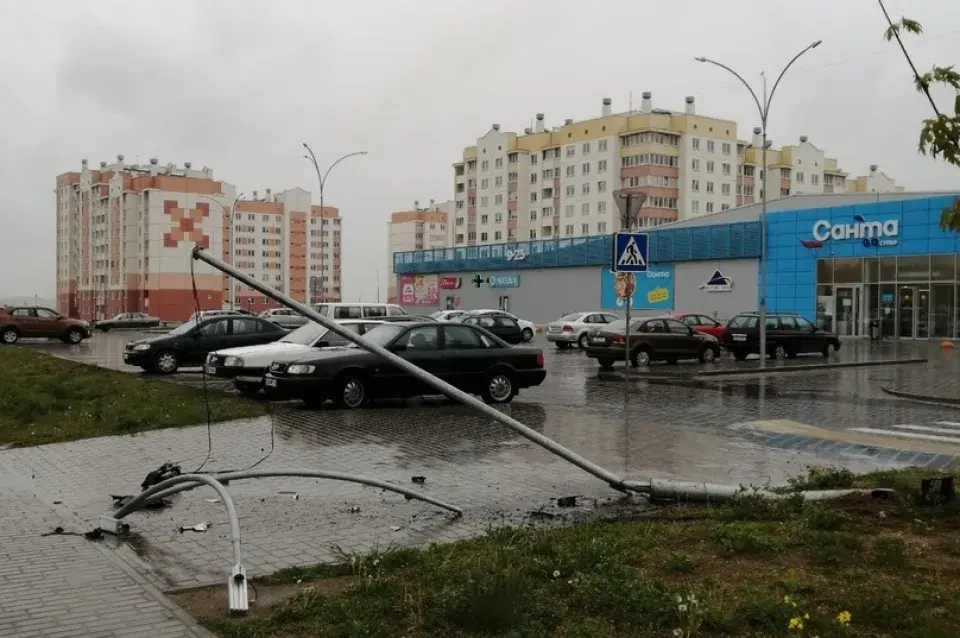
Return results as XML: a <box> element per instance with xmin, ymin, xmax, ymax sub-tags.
<box><xmin>0</xmin><ymin>306</ymin><xmax>92</xmax><ymax>345</ymax></box>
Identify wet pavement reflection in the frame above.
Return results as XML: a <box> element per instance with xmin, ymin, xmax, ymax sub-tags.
<box><xmin>4</xmin><ymin>333</ymin><xmax>959</xmax><ymax>588</ymax></box>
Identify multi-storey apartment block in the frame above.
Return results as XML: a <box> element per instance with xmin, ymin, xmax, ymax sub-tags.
<box><xmin>55</xmin><ymin>157</ymin><xmax>341</xmax><ymax>322</ymax></box>
<box><xmin>386</xmin><ymin>201</ymin><xmax>451</xmax><ymax>303</ymax></box>
<box><xmin>848</xmin><ymin>165</ymin><xmax>905</xmax><ymax>193</ymax></box>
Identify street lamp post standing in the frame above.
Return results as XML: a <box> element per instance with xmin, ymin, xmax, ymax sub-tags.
<box><xmin>695</xmin><ymin>40</ymin><xmax>821</xmax><ymax>368</ymax></box>
<box><xmin>302</xmin><ymin>145</ymin><xmax>367</xmax><ymax>304</ymax></box>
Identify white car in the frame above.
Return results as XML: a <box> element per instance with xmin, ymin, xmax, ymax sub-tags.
<box><xmin>204</xmin><ymin>319</ymin><xmax>384</xmax><ymax>395</ymax></box>
<box><xmin>545</xmin><ymin>311</ymin><xmax>621</xmax><ymax>349</ymax></box>
<box><xmin>461</xmin><ymin>309</ymin><xmax>537</xmax><ymax>342</ymax></box>
<box><xmin>430</xmin><ymin>310</ymin><xmax>468</xmax><ymax>322</ymax></box>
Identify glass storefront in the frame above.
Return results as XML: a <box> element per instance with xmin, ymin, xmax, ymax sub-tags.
<box><xmin>815</xmin><ymin>254</ymin><xmax>960</xmax><ymax>339</ymax></box>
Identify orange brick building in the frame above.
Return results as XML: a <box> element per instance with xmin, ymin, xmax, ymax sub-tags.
<box><xmin>55</xmin><ymin>157</ymin><xmax>342</xmax><ymax>322</ymax></box>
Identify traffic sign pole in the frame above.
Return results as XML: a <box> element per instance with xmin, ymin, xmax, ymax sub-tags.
<box><xmin>612</xmin><ymin>190</ymin><xmax>648</xmax><ymax>401</ymax></box>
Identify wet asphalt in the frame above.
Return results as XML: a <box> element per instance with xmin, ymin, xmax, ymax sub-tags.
<box><xmin>4</xmin><ymin>332</ymin><xmax>960</xmax><ymax>589</ymax></box>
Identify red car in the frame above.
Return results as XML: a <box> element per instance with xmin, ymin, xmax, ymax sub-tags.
<box><xmin>672</xmin><ymin>312</ymin><xmax>726</xmax><ymax>339</ymax></box>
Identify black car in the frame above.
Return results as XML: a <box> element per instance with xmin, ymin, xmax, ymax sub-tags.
<box><xmin>124</xmin><ymin>315</ymin><xmax>288</xmax><ymax>374</ymax></box>
<box><xmin>94</xmin><ymin>312</ymin><xmax>161</xmax><ymax>332</ymax></box>
<box><xmin>263</xmin><ymin>321</ymin><xmax>546</xmax><ymax>409</ymax></box>
<box><xmin>456</xmin><ymin>313</ymin><xmax>524</xmax><ymax>345</ymax></box>
<box><xmin>583</xmin><ymin>316</ymin><xmax>720</xmax><ymax>368</ymax></box>
<box><xmin>720</xmin><ymin>312</ymin><xmax>841</xmax><ymax>360</ymax></box>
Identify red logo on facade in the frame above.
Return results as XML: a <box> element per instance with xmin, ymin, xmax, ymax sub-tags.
<box><xmin>799</xmin><ymin>239</ymin><xmax>823</xmax><ymax>249</ymax></box>
<box><xmin>163</xmin><ymin>200</ymin><xmax>211</xmax><ymax>249</ymax></box>
<box><xmin>439</xmin><ymin>276</ymin><xmax>462</xmax><ymax>290</ymax></box>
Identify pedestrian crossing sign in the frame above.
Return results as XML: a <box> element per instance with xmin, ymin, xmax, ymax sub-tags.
<box><xmin>612</xmin><ymin>232</ymin><xmax>649</xmax><ymax>272</ymax></box>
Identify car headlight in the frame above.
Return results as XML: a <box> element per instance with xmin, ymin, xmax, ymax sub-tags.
<box><xmin>287</xmin><ymin>364</ymin><xmax>315</xmax><ymax>375</ymax></box>
<box><xmin>224</xmin><ymin>356</ymin><xmax>244</xmax><ymax>367</ymax></box>
<box><xmin>133</xmin><ymin>343</ymin><xmax>151</xmax><ymax>351</ymax></box>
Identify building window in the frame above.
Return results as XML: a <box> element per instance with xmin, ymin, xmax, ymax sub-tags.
<box><xmin>812</xmin><ymin>174</ymin><xmax>820</xmax><ymax>185</ymax></box>
<box><xmin>530</xmin><ymin>193</ymin><xmax>538</xmax><ymax>202</ymax></box>
<box><xmin>530</xmin><ymin>154</ymin><xmax>538</xmax><ymax>164</ymax></box>
<box><xmin>565</xmin><ymin>145</ymin><xmax>575</xmax><ymax>157</ymax></box>
<box><xmin>722</xmin><ymin>162</ymin><xmax>731</xmax><ymax>176</ymax></box>
<box><xmin>480</xmin><ymin>232</ymin><xmax>488</xmax><ymax>241</ymax></box>
<box><xmin>480</xmin><ymin>196</ymin><xmax>488</xmax><ymax>207</ymax></box>
<box><xmin>565</xmin><ymin>224</ymin><xmax>574</xmax><ymax>235</ymax></box>
<box><xmin>597</xmin><ymin>221</ymin><xmax>607</xmax><ymax>233</ymax></box>
<box><xmin>581</xmin><ymin>223</ymin><xmax>589</xmax><ymax>234</ymax></box>
<box><xmin>721</xmin><ymin>203</ymin><xmax>730</xmax><ymax>211</ymax></box>
<box><xmin>692</xmin><ymin>158</ymin><xmax>700</xmax><ymax>171</ymax></box>
<box><xmin>691</xmin><ymin>200</ymin><xmax>700</xmax><ymax>214</ymax></box>
<box><xmin>691</xmin><ymin>179</ymin><xmax>700</xmax><ymax>192</ymax></box>
<box><xmin>481</xmin><ymin>178</ymin><xmax>489</xmax><ymax>189</ymax></box>
<box><xmin>598</xmin><ymin>139</ymin><xmax>608</xmax><ymax>151</ymax></box>
<box><xmin>530</xmin><ymin>210</ymin><xmax>537</xmax><ymax>220</ymax></box>
<box><xmin>494</xmin><ymin>194</ymin><xmax>503</xmax><ymax>205</ymax></box>
<box><xmin>706</xmin><ymin>182</ymin><xmax>715</xmax><ymax>194</ymax></box>
<box><xmin>597</xmin><ymin>160</ymin><xmax>607</xmax><ymax>172</ymax></box>
<box><xmin>721</xmin><ymin>183</ymin><xmax>731</xmax><ymax>196</ymax></box>
<box><xmin>781</xmin><ymin>188</ymin><xmax>791</xmax><ymax>196</ymax></box>
<box><xmin>582</xmin><ymin>183</ymin><xmax>590</xmax><ymax>195</ymax></box>
<box><xmin>565</xmin><ymin>205</ymin><xmax>574</xmax><ymax>217</ymax></box>
<box><xmin>565</xmin><ymin>185</ymin><xmax>575</xmax><ymax>196</ymax></box>
<box><xmin>495</xmin><ymin>176</ymin><xmax>503</xmax><ymax>187</ymax></box>
<box><xmin>706</xmin><ymin>202</ymin><xmax>714</xmax><ymax>213</ymax></box>
<box><xmin>495</xmin><ymin>157</ymin><xmax>503</xmax><ymax>168</ymax></box>
<box><xmin>565</xmin><ymin>165</ymin><xmax>575</xmax><ymax>177</ymax></box>
<box><xmin>797</xmin><ymin>172</ymin><xmax>805</xmax><ymax>183</ymax></box>
<box><xmin>494</xmin><ymin>231</ymin><xmax>502</xmax><ymax>240</ymax></box>
<box><xmin>597</xmin><ymin>201</ymin><xmax>607</xmax><ymax>213</ymax></box>
<box><xmin>529</xmin><ymin>229</ymin><xmax>537</xmax><ymax>239</ymax></box>
<box><xmin>597</xmin><ymin>180</ymin><xmax>606</xmax><ymax>192</ymax></box>
<box><xmin>481</xmin><ymin>160</ymin><xmax>489</xmax><ymax>171</ymax></box>
<box><xmin>582</xmin><ymin>202</ymin><xmax>590</xmax><ymax>215</ymax></box>
<box><xmin>706</xmin><ymin>140</ymin><xmax>715</xmax><ymax>153</ymax></box>
<box><xmin>706</xmin><ymin>161</ymin><xmax>715</xmax><ymax>173</ymax></box>
<box><xmin>581</xmin><ymin>162</ymin><xmax>590</xmax><ymax>175</ymax></box>
<box><xmin>721</xmin><ymin>142</ymin><xmax>731</xmax><ymax>155</ymax></box>
<box><xmin>692</xmin><ymin>138</ymin><xmax>700</xmax><ymax>150</ymax></box>
<box><xmin>530</xmin><ymin>173</ymin><xmax>537</xmax><ymax>183</ymax></box>
<box><xmin>582</xmin><ymin>142</ymin><xmax>591</xmax><ymax>154</ymax></box>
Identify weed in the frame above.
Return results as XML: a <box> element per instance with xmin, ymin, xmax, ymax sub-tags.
<box><xmin>710</xmin><ymin>522</ymin><xmax>782</xmax><ymax>555</ymax></box>
<box><xmin>873</xmin><ymin>536</ymin><xmax>908</xmax><ymax>567</ymax></box>
<box><xmin>787</xmin><ymin>466</ymin><xmax>856</xmax><ymax>491</ymax></box>
<box><xmin>664</xmin><ymin>551</ymin><xmax>696</xmax><ymax>573</ymax></box>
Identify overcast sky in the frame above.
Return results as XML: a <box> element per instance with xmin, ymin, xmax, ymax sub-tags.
<box><xmin>1</xmin><ymin>0</ymin><xmax>957</xmax><ymax>302</ymax></box>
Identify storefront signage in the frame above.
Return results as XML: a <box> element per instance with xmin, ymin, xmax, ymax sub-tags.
<box><xmin>488</xmin><ymin>274</ymin><xmax>521</xmax><ymax>288</ymax></box>
<box><xmin>806</xmin><ymin>218</ymin><xmax>899</xmax><ymax>248</ymax></box>
<box><xmin>699</xmin><ymin>269</ymin><xmax>733</xmax><ymax>292</ymax></box>
<box><xmin>438</xmin><ymin>276</ymin><xmax>461</xmax><ymax>290</ymax></box>
<box><xmin>504</xmin><ymin>247</ymin><xmax>526</xmax><ymax>261</ymax></box>
<box><xmin>398</xmin><ymin>275</ymin><xmax>439</xmax><ymax>306</ymax></box>
<box><xmin>600</xmin><ymin>265</ymin><xmax>674</xmax><ymax>311</ymax></box>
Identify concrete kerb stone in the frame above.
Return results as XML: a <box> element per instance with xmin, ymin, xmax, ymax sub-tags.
<box><xmin>599</xmin><ymin>357</ymin><xmax>928</xmax><ymax>381</ymax></box>
<box><xmin>880</xmin><ymin>384</ymin><xmax>960</xmax><ymax>406</ymax></box>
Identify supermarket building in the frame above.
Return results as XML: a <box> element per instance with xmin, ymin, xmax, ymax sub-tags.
<box><xmin>393</xmin><ymin>192</ymin><xmax>960</xmax><ymax>339</ymax></box>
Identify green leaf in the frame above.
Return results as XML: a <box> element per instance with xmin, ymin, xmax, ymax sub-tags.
<box><xmin>900</xmin><ymin>17</ymin><xmax>923</xmax><ymax>35</ymax></box>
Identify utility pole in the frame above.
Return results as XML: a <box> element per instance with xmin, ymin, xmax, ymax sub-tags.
<box><xmin>695</xmin><ymin>39</ymin><xmax>822</xmax><ymax>368</ymax></box>
<box><xmin>614</xmin><ymin>190</ymin><xmax>647</xmax><ymax>400</ymax></box>
<box><xmin>302</xmin><ymin>145</ymin><xmax>367</xmax><ymax>305</ymax></box>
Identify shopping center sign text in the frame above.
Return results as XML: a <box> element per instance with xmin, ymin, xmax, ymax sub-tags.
<box><xmin>808</xmin><ymin>218</ymin><xmax>899</xmax><ymax>248</ymax></box>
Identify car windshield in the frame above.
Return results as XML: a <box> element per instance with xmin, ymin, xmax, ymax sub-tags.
<box><xmin>354</xmin><ymin>324</ymin><xmax>406</xmax><ymax>348</ymax></box>
<box><xmin>280</xmin><ymin>321</ymin><xmax>327</xmax><ymax>345</ymax></box>
<box><xmin>167</xmin><ymin>321</ymin><xmax>200</xmax><ymax>337</ymax></box>
<box><xmin>605</xmin><ymin>319</ymin><xmax>642</xmax><ymax>332</ymax></box>
<box><xmin>559</xmin><ymin>313</ymin><xmax>583</xmax><ymax>321</ymax></box>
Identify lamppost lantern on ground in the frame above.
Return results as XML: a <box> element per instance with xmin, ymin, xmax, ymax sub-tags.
<box><xmin>694</xmin><ymin>40</ymin><xmax>822</xmax><ymax>368</ymax></box>
<box><xmin>302</xmin><ymin>144</ymin><xmax>368</xmax><ymax>304</ymax></box>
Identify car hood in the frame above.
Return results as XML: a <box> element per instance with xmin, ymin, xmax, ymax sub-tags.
<box><xmin>128</xmin><ymin>334</ymin><xmax>171</xmax><ymax>346</ymax></box>
<box><xmin>211</xmin><ymin>341</ymin><xmax>315</xmax><ymax>364</ymax></box>
<box><xmin>283</xmin><ymin>345</ymin><xmax>374</xmax><ymax>365</ymax></box>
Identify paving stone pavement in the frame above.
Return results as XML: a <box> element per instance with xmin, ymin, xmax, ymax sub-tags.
<box><xmin>0</xmin><ymin>461</ymin><xmax>212</xmax><ymax>637</ymax></box>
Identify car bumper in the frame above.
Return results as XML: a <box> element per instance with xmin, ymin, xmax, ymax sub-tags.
<box><xmin>122</xmin><ymin>350</ymin><xmax>153</xmax><ymax>367</ymax></box>
<box><xmin>545</xmin><ymin>332</ymin><xmax>578</xmax><ymax>343</ymax></box>
<box><xmin>583</xmin><ymin>345</ymin><xmax>627</xmax><ymax>359</ymax></box>
<box><xmin>516</xmin><ymin>369</ymin><xmax>547</xmax><ymax>388</ymax></box>
<box><xmin>262</xmin><ymin>373</ymin><xmax>334</xmax><ymax>400</ymax></box>
<box><xmin>204</xmin><ymin>365</ymin><xmax>267</xmax><ymax>381</ymax></box>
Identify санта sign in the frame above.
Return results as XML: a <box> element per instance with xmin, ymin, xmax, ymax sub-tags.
<box><xmin>808</xmin><ymin>218</ymin><xmax>899</xmax><ymax>248</ymax></box>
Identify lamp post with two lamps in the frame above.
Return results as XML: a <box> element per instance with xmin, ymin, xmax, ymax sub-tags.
<box><xmin>694</xmin><ymin>40</ymin><xmax>822</xmax><ymax>367</ymax></box>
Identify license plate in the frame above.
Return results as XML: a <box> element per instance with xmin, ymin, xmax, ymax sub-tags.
<box><xmin>122</xmin><ymin>353</ymin><xmax>130</xmax><ymax>360</ymax></box>
<box><xmin>265</xmin><ymin>378</ymin><xmax>277</xmax><ymax>387</ymax></box>
<box><xmin>592</xmin><ymin>337</ymin><xmax>606</xmax><ymax>344</ymax></box>
<box><xmin>732</xmin><ymin>334</ymin><xmax>747</xmax><ymax>342</ymax></box>
<box><xmin>204</xmin><ymin>366</ymin><xmax>216</xmax><ymax>374</ymax></box>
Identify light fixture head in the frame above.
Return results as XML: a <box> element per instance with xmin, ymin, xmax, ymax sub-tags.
<box><xmin>811</xmin><ymin>40</ymin><xmax>823</xmax><ymax>48</ymax></box>
<box><xmin>694</xmin><ymin>56</ymin><xmax>706</xmax><ymax>62</ymax></box>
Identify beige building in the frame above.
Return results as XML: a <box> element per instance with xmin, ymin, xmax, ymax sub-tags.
<box><xmin>386</xmin><ymin>201</ymin><xmax>451</xmax><ymax>303</ymax></box>
<box><xmin>848</xmin><ymin>164</ymin><xmax>906</xmax><ymax>193</ymax></box>
<box><xmin>55</xmin><ymin>157</ymin><xmax>342</xmax><ymax>322</ymax></box>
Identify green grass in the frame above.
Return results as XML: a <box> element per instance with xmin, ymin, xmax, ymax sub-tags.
<box><xmin>203</xmin><ymin>468</ymin><xmax>960</xmax><ymax>638</ymax></box>
<box><xmin>0</xmin><ymin>347</ymin><xmax>265</xmax><ymax>446</ymax></box>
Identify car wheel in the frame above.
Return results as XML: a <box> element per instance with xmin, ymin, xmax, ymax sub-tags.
<box><xmin>234</xmin><ymin>381</ymin><xmax>261</xmax><ymax>397</ymax></box>
<box><xmin>335</xmin><ymin>375</ymin><xmax>369</xmax><ymax>410</ymax></box>
<box><xmin>153</xmin><ymin>351</ymin><xmax>179</xmax><ymax>374</ymax></box>
<box><xmin>598</xmin><ymin>357</ymin><xmax>615</xmax><ymax>370</ymax></box>
<box><xmin>577</xmin><ymin>333</ymin><xmax>588</xmax><ymax>349</ymax></box>
<box><xmin>521</xmin><ymin>328</ymin><xmax>534</xmax><ymax>342</ymax></box>
<box><xmin>99</xmin><ymin>326</ymin><xmax>111</xmax><ymax>333</ymax></box>
<box><xmin>733</xmin><ymin>349</ymin><xmax>749</xmax><ymax>361</ymax></box>
<box><xmin>64</xmin><ymin>329</ymin><xmax>84</xmax><ymax>344</ymax></box>
<box><xmin>556</xmin><ymin>342</ymin><xmax>570</xmax><ymax>350</ymax></box>
<box><xmin>630</xmin><ymin>348</ymin><xmax>651</xmax><ymax>368</ymax></box>
<box><xmin>699</xmin><ymin>346</ymin><xmax>718</xmax><ymax>364</ymax></box>
<box><xmin>483</xmin><ymin>370</ymin><xmax>515</xmax><ymax>404</ymax></box>
<box><xmin>1</xmin><ymin>328</ymin><xmax>19</xmax><ymax>345</ymax></box>
<box><xmin>771</xmin><ymin>344</ymin><xmax>787</xmax><ymax>360</ymax></box>
<box><xmin>822</xmin><ymin>342</ymin><xmax>837</xmax><ymax>358</ymax></box>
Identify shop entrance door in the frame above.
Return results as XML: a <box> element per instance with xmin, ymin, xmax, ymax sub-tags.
<box><xmin>834</xmin><ymin>286</ymin><xmax>862</xmax><ymax>336</ymax></box>
<box><xmin>897</xmin><ymin>284</ymin><xmax>931</xmax><ymax>339</ymax></box>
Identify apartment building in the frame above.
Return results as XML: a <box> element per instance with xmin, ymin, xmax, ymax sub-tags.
<box><xmin>386</xmin><ymin>201</ymin><xmax>451</xmax><ymax>303</ymax></box>
<box><xmin>55</xmin><ymin>157</ymin><xmax>342</xmax><ymax>322</ymax></box>
<box><xmin>735</xmin><ymin>131</ymin><xmax>904</xmax><ymax>206</ymax></box>
<box><xmin>451</xmin><ymin>93</ymin><xmax>741</xmax><ymax>245</ymax></box>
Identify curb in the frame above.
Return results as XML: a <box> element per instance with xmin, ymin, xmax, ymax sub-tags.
<box><xmin>598</xmin><ymin>357</ymin><xmax>928</xmax><ymax>380</ymax></box>
<box><xmin>880</xmin><ymin>384</ymin><xmax>960</xmax><ymax>406</ymax></box>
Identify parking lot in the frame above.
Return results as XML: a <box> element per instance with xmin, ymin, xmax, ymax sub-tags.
<box><xmin>4</xmin><ymin>330</ymin><xmax>960</xmax><ymax>590</ymax></box>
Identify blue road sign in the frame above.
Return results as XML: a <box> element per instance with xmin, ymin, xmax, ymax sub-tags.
<box><xmin>612</xmin><ymin>232</ymin><xmax>649</xmax><ymax>272</ymax></box>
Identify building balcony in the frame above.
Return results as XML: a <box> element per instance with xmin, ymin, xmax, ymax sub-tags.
<box><xmin>507</xmin><ymin>218</ymin><xmax>518</xmax><ymax>230</ymax></box>
<box><xmin>507</xmin><ymin>200</ymin><xmax>518</xmax><ymax>212</ymax></box>
<box><xmin>508</xmin><ymin>182</ymin><xmax>518</xmax><ymax>193</ymax></box>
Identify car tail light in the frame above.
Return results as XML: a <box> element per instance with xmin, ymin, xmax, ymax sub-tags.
<box><xmin>562</xmin><ymin>324</ymin><xmax>573</xmax><ymax>332</ymax></box>
<box><xmin>536</xmin><ymin>352</ymin><xmax>544</xmax><ymax>367</ymax></box>
<box><xmin>611</xmin><ymin>334</ymin><xmax>626</xmax><ymax>345</ymax></box>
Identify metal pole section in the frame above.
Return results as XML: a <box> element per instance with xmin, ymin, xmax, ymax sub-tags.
<box><xmin>138</xmin><ymin>469</ymin><xmax>463</xmax><ymax>516</ymax></box>
<box><xmin>191</xmin><ymin>247</ymin><xmax>630</xmax><ymax>491</ymax></box>
<box><xmin>623</xmin><ymin>193</ymin><xmax>633</xmax><ymax>397</ymax></box>
<box><xmin>229</xmin><ymin>193</ymin><xmax>243</xmax><ymax>311</ymax></box>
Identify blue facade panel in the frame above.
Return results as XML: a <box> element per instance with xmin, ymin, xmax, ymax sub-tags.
<box><xmin>393</xmin><ymin>221</ymin><xmax>762</xmax><ymax>275</ymax></box>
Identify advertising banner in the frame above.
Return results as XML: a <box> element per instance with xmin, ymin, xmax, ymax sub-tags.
<box><xmin>600</xmin><ymin>265</ymin><xmax>674</xmax><ymax>311</ymax></box>
<box><xmin>398</xmin><ymin>275</ymin><xmax>439</xmax><ymax>305</ymax></box>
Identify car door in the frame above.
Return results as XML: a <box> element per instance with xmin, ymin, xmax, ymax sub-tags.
<box><xmin>493</xmin><ymin>316</ymin><xmax>523</xmax><ymax>344</ymax></box>
<box><xmin>386</xmin><ymin>325</ymin><xmax>443</xmax><ymax>397</ymax></box>
<box><xmin>10</xmin><ymin>308</ymin><xmax>39</xmax><ymax>335</ymax></box>
<box><xmin>794</xmin><ymin>316</ymin><xmax>820</xmax><ymax>353</ymax></box>
<box><xmin>34</xmin><ymin>308</ymin><xmax>63</xmax><ymax>337</ymax></box>
<box><xmin>776</xmin><ymin>316</ymin><xmax>803</xmax><ymax>353</ymax></box>
<box><xmin>638</xmin><ymin>319</ymin><xmax>669</xmax><ymax>357</ymax></box>
<box><xmin>440</xmin><ymin>324</ymin><xmax>488</xmax><ymax>391</ymax></box>
<box><xmin>664</xmin><ymin>318</ymin><xmax>699</xmax><ymax>358</ymax></box>
<box><xmin>182</xmin><ymin>318</ymin><xmax>231</xmax><ymax>365</ymax></box>
<box><xmin>227</xmin><ymin>318</ymin><xmax>266</xmax><ymax>348</ymax></box>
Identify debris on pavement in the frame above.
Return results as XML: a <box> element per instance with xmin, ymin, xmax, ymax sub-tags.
<box><xmin>277</xmin><ymin>491</ymin><xmax>299</xmax><ymax>500</ymax></box>
<box><xmin>205</xmin><ymin>498</ymin><xmax>222</xmax><ymax>504</ymax></box>
<box><xmin>349</xmin><ymin>505</ymin><xmax>361</xmax><ymax>513</ymax></box>
<box><xmin>41</xmin><ymin>526</ymin><xmax>104</xmax><ymax>541</ymax></box>
<box><xmin>179</xmin><ymin>522</ymin><xmax>209</xmax><ymax>533</ymax></box>
<box><xmin>528</xmin><ymin>510</ymin><xmax>557</xmax><ymax>520</ymax></box>
<box><xmin>411</xmin><ymin>476</ymin><xmax>426</xmax><ymax>485</ymax></box>
<box><xmin>390</xmin><ymin>526</ymin><xmax>402</xmax><ymax>532</ymax></box>
<box><xmin>110</xmin><ymin>494</ymin><xmax>172</xmax><ymax>510</ymax></box>
<box><xmin>140</xmin><ymin>462</ymin><xmax>182</xmax><ymax>490</ymax></box>
<box><xmin>556</xmin><ymin>496</ymin><xmax>580</xmax><ymax>508</ymax></box>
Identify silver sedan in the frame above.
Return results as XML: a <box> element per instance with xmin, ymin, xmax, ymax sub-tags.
<box><xmin>545</xmin><ymin>311</ymin><xmax>621</xmax><ymax>349</ymax></box>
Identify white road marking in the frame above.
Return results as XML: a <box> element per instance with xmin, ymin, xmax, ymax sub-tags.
<box><xmin>851</xmin><ymin>427</ymin><xmax>960</xmax><ymax>445</ymax></box>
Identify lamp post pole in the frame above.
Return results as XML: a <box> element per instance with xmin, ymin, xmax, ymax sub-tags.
<box><xmin>695</xmin><ymin>40</ymin><xmax>821</xmax><ymax>368</ymax></box>
<box><xmin>302</xmin><ymin>145</ymin><xmax>367</xmax><ymax>304</ymax></box>
<box><xmin>200</xmin><ymin>192</ymin><xmax>244</xmax><ymax>310</ymax></box>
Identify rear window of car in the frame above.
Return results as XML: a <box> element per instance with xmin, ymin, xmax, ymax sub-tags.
<box><xmin>559</xmin><ymin>313</ymin><xmax>583</xmax><ymax>321</ymax></box>
<box><xmin>334</xmin><ymin>305</ymin><xmax>362</xmax><ymax>319</ymax></box>
<box><xmin>727</xmin><ymin>316</ymin><xmax>758</xmax><ymax>329</ymax></box>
